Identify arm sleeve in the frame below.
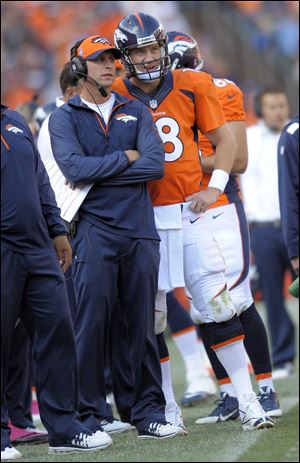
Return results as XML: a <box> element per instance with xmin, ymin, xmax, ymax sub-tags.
<box><xmin>100</xmin><ymin>104</ymin><xmax>165</xmax><ymax>185</ymax></box>
<box><xmin>48</xmin><ymin>109</ymin><xmax>130</xmax><ymax>184</ymax></box>
<box><xmin>278</xmin><ymin>130</ymin><xmax>299</xmax><ymax>258</ymax></box>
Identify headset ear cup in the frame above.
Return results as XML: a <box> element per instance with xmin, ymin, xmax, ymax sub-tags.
<box><xmin>71</xmin><ymin>56</ymin><xmax>87</xmax><ymax>76</ymax></box>
<box><xmin>254</xmin><ymin>93</ymin><xmax>262</xmax><ymax>118</ymax></box>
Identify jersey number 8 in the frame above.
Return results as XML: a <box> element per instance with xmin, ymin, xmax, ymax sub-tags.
<box><xmin>155</xmin><ymin>117</ymin><xmax>183</xmax><ymax>162</ymax></box>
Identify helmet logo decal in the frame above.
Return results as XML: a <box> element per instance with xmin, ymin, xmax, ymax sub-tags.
<box><xmin>114</xmin><ymin>28</ymin><xmax>128</xmax><ymax>43</ymax></box>
<box><xmin>168</xmin><ymin>40</ymin><xmax>194</xmax><ymax>57</ymax></box>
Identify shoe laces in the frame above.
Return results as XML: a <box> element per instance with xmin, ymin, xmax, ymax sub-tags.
<box><xmin>258</xmin><ymin>387</ymin><xmax>277</xmax><ymax>407</ymax></box>
<box><xmin>148</xmin><ymin>421</ymin><xmax>167</xmax><ymax>434</ymax></box>
<box><xmin>211</xmin><ymin>392</ymin><xmax>230</xmax><ymax>412</ymax></box>
<box><xmin>242</xmin><ymin>395</ymin><xmax>265</xmax><ymax>417</ymax></box>
<box><xmin>72</xmin><ymin>432</ymin><xmax>92</xmax><ymax>447</ymax></box>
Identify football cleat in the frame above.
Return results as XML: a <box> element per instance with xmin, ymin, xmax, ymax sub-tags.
<box><xmin>258</xmin><ymin>386</ymin><xmax>282</xmax><ymax>418</ymax></box>
<box><xmin>272</xmin><ymin>362</ymin><xmax>294</xmax><ymax>380</ymax></box>
<box><xmin>239</xmin><ymin>392</ymin><xmax>274</xmax><ymax>431</ymax></box>
<box><xmin>181</xmin><ymin>375</ymin><xmax>217</xmax><ymax>407</ymax></box>
<box><xmin>195</xmin><ymin>392</ymin><xmax>239</xmax><ymax>424</ymax></box>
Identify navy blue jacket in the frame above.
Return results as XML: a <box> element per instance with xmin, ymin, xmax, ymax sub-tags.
<box><xmin>48</xmin><ymin>92</ymin><xmax>164</xmax><ymax>239</ymax></box>
<box><xmin>278</xmin><ymin>115</ymin><xmax>299</xmax><ymax>259</ymax></box>
<box><xmin>1</xmin><ymin>105</ymin><xmax>66</xmax><ymax>254</ymax></box>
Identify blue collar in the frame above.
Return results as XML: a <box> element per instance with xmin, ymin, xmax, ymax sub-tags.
<box><xmin>67</xmin><ymin>92</ymin><xmax>130</xmax><ymax>110</ymax></box>
<box><xmin>122</xmin><ymin>71</ymin><xmax>174</xmax><ymax>110</ymax></box>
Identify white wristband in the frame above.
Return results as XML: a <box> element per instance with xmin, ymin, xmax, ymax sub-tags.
<box><xmin>208</xmin><ymin>169</ymin><xmax>229</xmax><ymax>193</ymax></box>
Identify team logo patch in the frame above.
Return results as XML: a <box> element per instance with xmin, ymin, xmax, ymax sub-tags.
<box><xmin>115</xmin><ymin>114</ymin><xmax>137</xmax><ymax>123</ymax></box>
<box><xmin>5</xmin><ymin>124</ymin><xmax>24</xmax><ymax>134</ymax></box>
<box><xmin>149</xmin><ymin>99</ymin><xmax>158</xmax><ymax>109</ymax></box>
<box><xmin>91</xmin><ymin>36</ymin><xmax>110</xmax><ymax>45</ymax></box>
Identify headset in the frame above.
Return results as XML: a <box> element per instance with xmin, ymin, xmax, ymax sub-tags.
<box><xmin>70</xmin><ymin>38</ymin><xmax>108</xmax><ymax>97</ymax></box>
<box><xmin>254</xmin><ymin>90</ymin><xmax>263</xmax><ymax>118</ymax></box>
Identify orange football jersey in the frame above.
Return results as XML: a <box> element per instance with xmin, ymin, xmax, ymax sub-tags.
<box><xmin>199</xmin><ymin>78</ymin><xmax>246</xmax><ymax>209</ymax></box>
<box><xmin>112</xmin><ymin>69</ymin><xmax>226</xmax><ymax>206</ymax></box>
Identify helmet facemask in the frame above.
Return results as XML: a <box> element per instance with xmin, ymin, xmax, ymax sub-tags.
<box><xmin>122</xmin><ymin>40</ymin><xmax>170</xmax><ymax>81</ymax></box>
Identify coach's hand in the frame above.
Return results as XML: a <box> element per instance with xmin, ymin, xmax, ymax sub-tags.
<box><xmin>125</xmin><ymin>150</ymin><xmax>140</xmax><ymax>164</ymax></box>
<box><xmin>52</xmin><ymin>235</ymin><xmax>72</xmax><ymax>272</ymax></box>
<box><xmin>186</xmin><ymin>187</ymin><xmax>221</xmax><ymax>213</ymax></box>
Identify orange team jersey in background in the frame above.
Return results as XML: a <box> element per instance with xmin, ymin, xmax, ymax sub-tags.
<box><xmin>198</xmin><ymin>78</ymin><xmax>246</xmax><ymax>209</ymax></box>
<box><xmin>112</xmin><ymin>69</ymin><xmax>226</xmax><ymax>206</ymax></box>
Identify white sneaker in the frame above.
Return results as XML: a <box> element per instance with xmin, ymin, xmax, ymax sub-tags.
<box><xmin>272</xmin><ymin>362</ymin><xmax>294</xmax><ymax>380</ymax></box>
<box><xmin>239</xmin><ymin>392</ymin><xmax>274</xmax><ymax>431</ymax></box>
<box><xmin>48</xmin><ymin>431</ymin><xmax>112</xmax><ymax>453</ymax></box>
<box><xmin>138</xmin><ymin>421</ymin><xmax>182</xmax><ymax>439</ymax></box>
<box><xmin>165</xmin><ymin>402</ymin><xmax>188</xmax><ymax>435</ymax></box>
<box><xmin>1</xmin><ymin>445</ymin><xmax>22</xmax><ymax>460</ymax></box>
<box><xmin>98</xmin><ymin>419</ymin><xmax>135</xmax><ymax>434</ymax></box>
<box><xmin>181</xmin><ymin>374</ymin><xmax>217</xmax><ymax>406</ymax></box>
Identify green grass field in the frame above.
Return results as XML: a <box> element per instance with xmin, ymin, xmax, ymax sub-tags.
<box><xmin>17</xmin><ymin>299</ymin><xmax>299</xmax><ymax>462</ymax></box>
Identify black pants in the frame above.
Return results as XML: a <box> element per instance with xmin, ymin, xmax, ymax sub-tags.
<box><xmin>72</xmin><ymin>220</ymin><xmax>165</xmax><ymax>431</ymax></box>
<box><xmin>250</xmin><ymin>224</ymin><xmax>295</xmax><ymax>367</ymax></box>
<box><xmin>1</xmin><ymin>245</ymin><xmax>87</xmax><ymax>446</ymax></box>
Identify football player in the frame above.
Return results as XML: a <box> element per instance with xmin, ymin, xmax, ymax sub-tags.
<box><xmin>166</xmin><ymin>31</ymin><xmax>282</xmax><ymax>424</ymax></box>
<box><xmin>113</xmin><ymin>13</ymin><xmax>273</xmax><ymax>431</ymax></box>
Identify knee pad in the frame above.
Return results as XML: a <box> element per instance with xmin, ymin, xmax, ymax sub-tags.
<box><xmin>201</xmin><ymin>314</ymin><xmax>244</xmax><ymax>349</ymax></box>
<box><xmin>155</xmin><ymin>290</ymin><xmax>167</xmax><ymax>335</ymax></box>
<box><xmin>191</xmin><ymin>286</ymin><xmax>237</xmax><ymax>324</ymax></box>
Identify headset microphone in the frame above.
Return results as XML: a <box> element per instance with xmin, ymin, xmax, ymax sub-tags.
<box><xmin>84</xmin><ymin>75</ymin><xmax>108</xmax><ymax>97</ymax></box>
<box><xmin>72</xmin><ymin>68</ymin><xmax>108</xmax><ymax>97</ymax></box>
<box><xmin>95</xmin><ymin>83</ymin><xmax>108</xmax><ymax>98</ymax></box>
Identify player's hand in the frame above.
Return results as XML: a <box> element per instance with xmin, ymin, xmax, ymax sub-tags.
<box><xmin>291</xmin><ymin>256</ymin><xmax>299</xmax><ymax>275</ymax></box>
<box><xmin>185</xmin><ymin>187</ymin><xmax>221</xmax><ymax>213</ymax></box>
<box><xmin>125</xmin><ymin>150</ymin><xmax>140</xmax><ymax>164</ymax></box>
<box><xmin>52</xmin><ymin>235</ymin><xmax>72</xmax><ymax>272</ymax></box>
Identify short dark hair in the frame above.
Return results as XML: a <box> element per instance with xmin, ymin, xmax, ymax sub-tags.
<box><xmin>254</xmin><ymin>87</ymin><xmax>287</xmax><ymax>117</ymax></box>
<box><xmin>59</xmin><ymin>61</ymin><xmax>81</xmax><ymax>95</ymax></box>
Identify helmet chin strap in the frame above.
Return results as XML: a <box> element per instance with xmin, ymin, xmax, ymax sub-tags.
<box><xmin>135</xmin><ymin>67</ymin><xmax>162</xmax><ymax>81</ymax></box>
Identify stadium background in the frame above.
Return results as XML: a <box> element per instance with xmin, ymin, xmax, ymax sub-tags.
<box><xmin>1</xmin><ymin>1</ymin><xmax>299</xmax><ymax>462</ymax></box>
<box><xmin>1</xmin><ymin>0</ymin><xmax>299</xmax><ymax>123</ymax></box>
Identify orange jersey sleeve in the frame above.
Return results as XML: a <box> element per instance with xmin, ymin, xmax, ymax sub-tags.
<box><xmin>111</xmin><ymin>77</ymin><xmax>131</xmax><ymax>97</ymax></box>
<box><xmin>200</xmin><ymin>78</ymin><xmax>245</xmax><ymax>208</ymax></box>
<box><xmin>112</xmin><ymin>71</ymin><xmax>226</xmax><ymax>206</ymax></box>
<box><xmin>187</xmin><ymin>71</ymin><xmax>227</xmax><ymax>134</ymax></box>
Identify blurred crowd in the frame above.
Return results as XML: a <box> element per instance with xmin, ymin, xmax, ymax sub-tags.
<box><xmin>1</xmin><ymin>1</ymin><xmax>299</xmax><ymax>125</ymax></box>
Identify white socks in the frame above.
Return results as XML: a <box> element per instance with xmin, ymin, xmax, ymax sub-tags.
<box><xmin>219</xmin><ymin>382</ymin><xmax>237</xmax><ymax>397</ymax></box>
<box><xmin>258</xmin><ymin>377</ymin><xmax>275</xmax><ymax>391</ymax></box>
<box><xmin>173</xmin><ymin>329</ymin><xmax>211</xmax><ymax>380</ymax></box>
<box><xmin>214</xmin><ymin>340</ymin><xmax>254</xmax><ymax>404</ymax></box>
